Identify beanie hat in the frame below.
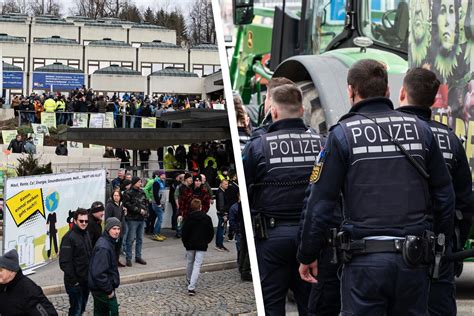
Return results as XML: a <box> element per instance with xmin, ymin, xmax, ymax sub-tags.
<box><xmin>90</xmin><ymin>201</ymin><xmax>104</xmax><ymax>214</ymax></box>
<box><xmin>0</xmin><ymin>249</ymin><xmax>20</xmax><ymax>272</ymax></box>
<box><xmin>105</xmin><ymin>217</ymin><xmax>121</xmax><ymax>232</ymax></box>
<box><xmin>153</xmin><ymin>170</ymin><xmax>165</xmax><ymax>177</ymax></box>
<box><xmin>193</xmin><ymin>175</ymin><xmax>202</xmax><ymax>182</ymax></box>
<box><xmin>131</xmin><ymin>176</ymin><xmax>141</xmax><ymax>186</ymax></box>
<box><xmin>122</xmin><ymin>179</ymin><xmax>131</xmax><ymax>187</ymax></box>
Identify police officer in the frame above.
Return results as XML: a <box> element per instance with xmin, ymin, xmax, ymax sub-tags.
<box><xmin>243</xmin><ymin>81</ymin><xmax>324</xmax><ymax>315</ymax></box>
<box><xmin>251</xmin><ymin>77</ymin><xmax>295</xmax><ymax>137</ymax></box>
<box><xmin>397</xmin><ymin>68</ymin><xmax>472</xmax><ymax>316</ymax></box>
<box><xmin>298</xmin><ymin>59</ymin><xmax>454</xmax><ymax>315</ymax></box>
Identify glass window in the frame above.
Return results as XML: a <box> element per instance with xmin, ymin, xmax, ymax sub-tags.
<box><xmin>46</xmin><ymin>58</ymin><xmax>56</xmax><ymax>65</ymax></box>
<box><xmin>174</xmin><ymin>63</ymin><xmax>185</xmax><ymax>70</ymax></box>
<box><xmin>100</xmin><ymin>61</ymin><xmax>109</xmax><ymax>69</ymax></box>
<box><xmin>68</xmin><ymin>60</ymin><xmax>80</xmax><ymax>69</ymax></box>
<box><xmin>13</xmin><ymin>58</ymin><xmax>25</xmax><ymax>70</ymax></box>
<box><xmin>132</xmin><ymin>42</ymin><xmax>141</xmax><ymax>48</ymax></box>
<box><xmin>33</xmin><ymin>58</ymin><xmax>45</xmax><ymax>69</ymax></box>
<box><xmin>88</xmin><ymin>61</ymin><xmax>99</xmax><ymax>74</ymax></box>
<box><xmin>141</xmin><ymin>62</ymin><xmax>152</xmax><ymax>76</ymax></box>
<box><xmin>3</xmin><ymin>57</ymin><xmax>12</xmax><ymax>64</ymax></box>
<box><xmin>152</xmin><ymin>63</ymin><xmax>163</xmax><ymax>72</ymax></box>
<box><xmin>193</xmin><ymin>64</ymin><xmax>204</xmax><ymax>77</ymax></box>
<box><xmin>83</xmin><ymin>40</ymin><xmax>91</xmax><ymax>45</ymax></box>
<box><xmin>360</xmin><ymin>0</ymin><xmax>408</xmax><ymax>51</ymax></box>
<box><xmin>203</xmin><ymin>65</ymin><xmax>214</xmax><ymax>75</ymax></box>
<box><xmin>122</xmin><ymin>61</ymin><xmax>133</xmax><ymax>69</ymax></box>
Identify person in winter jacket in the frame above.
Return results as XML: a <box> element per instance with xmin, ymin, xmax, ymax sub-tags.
<box><xmin>7</xmin><ymin>134</ymin><xmax>25</xmax><ymax>153</ymax></box>
<box><xmin>87</xmin><ymin>201</ymin><xmax>105</xmax><ymax>247</ymax></box>
<box><xmin>0</xmin><ymin>249</ymin><xmax>58</xmax><ymax>315</ymax></box>
<box><xmin>181</xmin><ymin>199</ymin><xmax>214</xmax><ymax>296</ymax></box>
<box><xmin>88</xmin><ymin>217</ymin><xmax>121</xmax><ymax>316</ymax></box>
<box><xmin>105</xmin><ymin>190</ymin><xmax>127</xmax><ymax>267</ymax></box>
<box><xmin>55</xmin><ymin>140</ymin><xmax>68</xmax><ymax>156</ymax></box>
<box><xmin>122</xmin><ymin>177</ymin><xmax>148</xmax><ymax>266</ymax></box>
<box><xmin>59</xmin><ymin>208</ymin><xmax>93</xmax><ymax>316</ymax></box>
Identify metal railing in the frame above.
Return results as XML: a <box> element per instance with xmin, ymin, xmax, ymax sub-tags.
<box><xmin>17</xmin><ymin>110</ymin><xmax>180</xmax><ymax>128</ymax></box>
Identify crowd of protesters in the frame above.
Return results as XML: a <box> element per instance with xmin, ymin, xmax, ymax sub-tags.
<box><xmin>11</xmin><ymin>87</ymin><xmax>226</xmax><ymax>127</ymax></box>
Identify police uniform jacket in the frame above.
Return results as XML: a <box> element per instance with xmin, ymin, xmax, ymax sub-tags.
<box><xmin>398</xmin><ymin>105</ymin><xmax>472</xmax><ymax>244</ymax></box>
<box><xmin>297</xmin><ymin>97</ymin><xmax>455</xmax><ymax>265</ymax></box>
<box><xmin>243</xmin><ymin>118</ymin><xmax>324</xmax><ymax>220</ymax></box>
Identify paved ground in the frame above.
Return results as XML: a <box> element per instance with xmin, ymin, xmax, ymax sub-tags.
<box><xmin>28</xmin><ymin>228</ymin><xmax>239</xmax><ymax>291</ymax></box>
<box><xmin>48</xmin><ymin>269</ymin><xmax>256</xmax><ymax>315</ymax></box>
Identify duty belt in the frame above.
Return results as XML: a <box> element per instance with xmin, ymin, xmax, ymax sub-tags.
<box><xmin>343</xmin><ymin>239</ymin><xmax>404</xmax><ymax>255</ymax></box>
<box><xmin>265</xmin><ymin>217</ymin><xmax>300</xmax><ymax>228</ymax></box>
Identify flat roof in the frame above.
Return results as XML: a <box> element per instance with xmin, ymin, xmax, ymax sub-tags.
<box><xmin>58</xmin><ymin>128</ymin><xmax>231</xmax><ymax>150</ymax></box>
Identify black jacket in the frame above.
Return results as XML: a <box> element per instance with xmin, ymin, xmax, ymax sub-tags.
<box><xmin>8</xmin><ymin>139</ymin><xmax>25</xmax><ymax>153</ymax></box>
<box><xmin>88</xmin><ymin>233</ymin><xmax>120</xmax><ymax>295</ymax></box>
<box><xmin>0</xmin><ymin>270</ymin><xmax>58</xmax><ymax>315</ymax></box>
<box><xmin>87</xmin><ymin>213</ymin><xmax>103</xmax><ymax>247</ymax></box>
<box><xmin>181</xmin><ymin>210</ymin><xmax>214</xmax><ymax>251</ymax></box>
<box><xmin>59</xmin><ymin>225</ymin><xmax>92</xmax><ymax>286</ymax></box>
<box><xmin>55</xmin><ymin>144</ymin><xmax>68</xmax><ymax>156</ymax></box>
<box><xmin>216</xmin><ymin>188</ymin><xmax>227</xmax><ymax>216</ymax></box>
<box><xmin>105</xmin><ymin>199</ymin><xmax>126</xmax><ymax>237</ymax></box>
<box><xmin>123</xmin><ymin>187</ymin><xmax>147</xmax><ymax>221</ymax></box>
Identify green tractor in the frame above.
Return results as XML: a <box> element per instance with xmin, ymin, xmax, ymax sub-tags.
<box><xmin>230</xmin><ymin>0</ymin><xmax>474</xmax><ymax>257</ymax></box>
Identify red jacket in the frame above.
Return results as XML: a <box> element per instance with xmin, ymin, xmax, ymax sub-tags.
<box><xmin>178</xmin><ymin>185</ymin><xmax>211</xmax><ymax>218</ymax></box>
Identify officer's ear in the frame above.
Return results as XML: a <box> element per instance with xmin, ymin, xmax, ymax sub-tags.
<box><xmin>399</xmin><ymin>85</ymin><xmax>407</xmax><ymax>104</ymax></box>
<box><xmin>385</xmin><ymin>86</ymin><xmax>390</xmax><ymax>98</ymax></box>
<box><xmin>347</xmin><ymin>85</ymin><xmax>355</xmax><ymax>105</ymax></box>
<box><xmin>271</xmin><ymin>104</ymin><xmax>278</xmax><ymax>120</ymax></box>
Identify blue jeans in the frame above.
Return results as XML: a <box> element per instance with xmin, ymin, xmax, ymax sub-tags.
<box><xmin>152</xmin><ymin>203</ymin><xmax>163</xmax><ymax>235</ymax></box>
<box><xmin>216</xmin><ymin>215</ymin><xmax>225</xmax><ymax>247</ymax></box>
<box><xmin>65</xmin><ymin>283</ymin><xmax>89</xmax><ymax>316</ymax></box>
<box><xmin>125</xmin><ymin>220</ymin><xmax>144</xmax><ymax>260</ymax></box>
<box><xmin>235</xmin><ymin>233</ymin><xmax>241</xmax><ymax>262</ymax></box>
<box><xmin>121</xmin><ymin>221</ymin><xmax>128</xmax><ymax>254</ymax></box>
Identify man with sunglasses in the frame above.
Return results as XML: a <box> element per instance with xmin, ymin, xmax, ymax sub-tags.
<box><xmin>59</xmin><ymin>208</ymin><xmax>93</xmax><ymax>316</ymax></box>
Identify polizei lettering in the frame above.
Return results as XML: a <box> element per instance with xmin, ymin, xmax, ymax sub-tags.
<box><xmin>264</xmin><ymin>133</ymin><xmax>323</xmax><ymax>166</ymax></box>
<box><xmin>344</xmin><ymin>116</ymin><xmax>424</xmax><ymax>156</ymax></box>
<box><xmin>351</xmin><ymin>122</ymin><xmax>420</xmax><ymax>144</ymax></box>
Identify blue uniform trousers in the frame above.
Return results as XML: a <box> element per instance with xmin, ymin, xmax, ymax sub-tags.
<box><xmin>308</xmin><ymin>247</ymin><xmax>341</xmax><ymax>316</ymax></box>
<box><xmin>428</xmin><ymin>260</ymin><xmax>456</xmax><ymax>316</ymax></box>
<box><xmin>256</xmin><ymin>225</ymin><xmax>310</xmax><ymax>315</ymax></box>
<box><xmin>341</xmin><ymin>253</ymin><xmax>430</xmax><ymax>316</ymax></box>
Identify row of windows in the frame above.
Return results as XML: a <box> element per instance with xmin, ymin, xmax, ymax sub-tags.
<box><xmin>141</xmin><ymin>62</ymin><xmax>186</xmax><ymax>76</ymax></box>
<box><xmin>87</xmin><ymin>60</ymin><xmax>134</xmax><ymax>74</ymax></box>
<box><xmin>2</xmin><ymin>57</ymin><xmax>220</xmax><ymax>77</ymax></box>
<box><xmin>33</xmin><ymin>58</ymin><xmax>80</xmax><ymax>70</ymax></box>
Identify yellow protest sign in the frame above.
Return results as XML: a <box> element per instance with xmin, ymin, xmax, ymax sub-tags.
<box><xmin>141</xmin><ymin>117</ymin><xmax>156</xmax><ymax>128</ymax></box>
<box><xmin>2</xmin><ymin>130</ymin><xmax>18</xmax><ymax>146</ymax></box>
<box><xmin>41</xmin><ymin>112</ymin><xmax>56</xmax><ymax>128</ymax></box>
<box><xmin>6</xmin><ymin>188</ymin><xmax>45</xmax><ymax>226</ymax></box>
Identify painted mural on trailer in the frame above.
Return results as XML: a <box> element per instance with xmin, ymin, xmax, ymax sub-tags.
<box><xmin>3</xmin><ymin>170</ymin><xmax>105</xmax><ymax>270</ymax></box>
<box><xmin>409</xmin><ymin>0</ymin><xmax>474</xmax><ymax>179</ymax></box>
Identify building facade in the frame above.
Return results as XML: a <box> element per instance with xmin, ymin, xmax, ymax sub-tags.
<box><xmin>0</xmin><ymin>14</ymin><xmax>221</xmax><ymax>97</ymax></box>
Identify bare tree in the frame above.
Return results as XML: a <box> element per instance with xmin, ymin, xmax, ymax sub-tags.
<box><xmin>70</xmin><ymin>0</ymin><xmax>128</xmax><ymax>19</ymax></box>
<box><xmin>188</xmin><ymin>0</ymin><xmax>215</xmax><ymax>45</ymax></box>
<box><xmin>1</xmin><ymin>0</ymin><xmax>28</xmax><ymax>14</ymax></box>
<box><xmin>28</xmin><ymin>0</ymin><xmax>61</xmax><ymax>16</ymax></box>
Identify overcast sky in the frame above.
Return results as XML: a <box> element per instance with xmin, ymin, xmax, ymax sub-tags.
<box><xmin>58</xmin><ymin>0</ymin><xmax>197</xmax><ymax>16</ymax></box>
